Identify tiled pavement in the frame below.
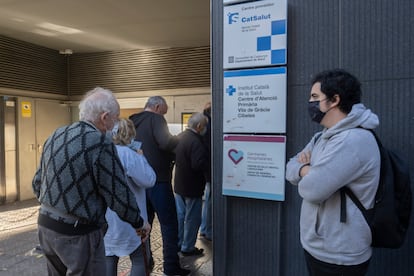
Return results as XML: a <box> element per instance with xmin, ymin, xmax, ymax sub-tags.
<box><xmin>0</xmin><ymin>199</ymin><xmax>212</xmax><ymax>275</ymax></box>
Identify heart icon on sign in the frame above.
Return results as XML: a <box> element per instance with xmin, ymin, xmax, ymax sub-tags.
<box><xmin>228</xmin><ymin>149</ymin><xmax>244</xmax><ymax>164</ymax></box>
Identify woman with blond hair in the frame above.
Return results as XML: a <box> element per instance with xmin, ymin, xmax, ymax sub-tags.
<box><xmin>104</xmin><ymin>118</ymin><xmax>156</xmax><ymax>276</ymax></box>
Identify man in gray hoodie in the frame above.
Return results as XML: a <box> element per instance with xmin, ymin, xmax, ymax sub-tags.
<box><xmin>286</xmin><ymin>69</ymin><xmax>380</xmax><ymax>276</ymax></box>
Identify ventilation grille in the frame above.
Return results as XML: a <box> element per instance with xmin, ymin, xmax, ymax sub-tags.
<box><xmin>69</xmin><ymin>46</ymin><xmax>211</xmax><ymax>95</ymax></box>
<box><xmin>0</xmin><ymin>35</ymin><xmax>210</xmax><ymax>97</ymax></box>
<box><xmin>0</xmin><ymin>35</ymin><xmax>66</xmax><ymax>95</ymax></box>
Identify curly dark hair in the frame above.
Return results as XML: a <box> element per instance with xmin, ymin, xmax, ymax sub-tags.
<box><xmin>312</xmin><ymin>69</ymin><xmax>361</xmax><ymax>114</ymax></box>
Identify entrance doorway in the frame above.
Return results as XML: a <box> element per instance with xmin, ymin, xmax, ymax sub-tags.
<box><xmin>0</xmin><ymin>97</ymin><xmax>17</xmax><ymax>204</ymax></box>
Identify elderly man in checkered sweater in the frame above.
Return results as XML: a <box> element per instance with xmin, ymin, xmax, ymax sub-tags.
<box><xmin>32</xmin><ymin>87</ymin><xmax>150</xmax><ymax>276</ymax></box>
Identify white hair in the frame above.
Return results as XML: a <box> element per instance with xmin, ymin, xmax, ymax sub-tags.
<box><xmin>187</xmin><ymin>112</ymin><xmax>207</xmax><ymax>129</ymax></box>
<box><xmin>79</xmin><ymin>87</ymin><xmax>119</xmax><ymax>122</ymax></box>
<box><xmin>144</xmin><ymin>96</ymin><xmax>166</xmax><ymax>109</ymax></box>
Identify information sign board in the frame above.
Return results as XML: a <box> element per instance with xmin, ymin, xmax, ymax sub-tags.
<box><xmin>222</xmin><ymin>134</ymin><xmax>286</xmax><ymax>201</ymax></box>
<box><xmin>223</xmin><ymin>67</ymin><xmax>286</xmax><ymax>133</ymax></box>
<box><xmin>223</xmin><ymin>0</ymin><xmax>287</xmax><ymax>69</ymax></box>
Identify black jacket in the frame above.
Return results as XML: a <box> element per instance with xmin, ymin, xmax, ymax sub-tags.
<box><xmin>174</xmin><ymin>129</ymin><xmax>209</xmax><ymax>197</ymax></box>
<box><xmin>129</xmin><ymin>111</ymin><xmax>178</xmax><ymax>182</ymax></box>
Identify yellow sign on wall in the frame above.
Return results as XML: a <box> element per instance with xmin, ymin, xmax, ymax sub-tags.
<box><xmin>181</xmin><ymin>112</ymin><xmax>193</xmax><ymax>131</ymax></box>
<box><xmin>21</xmin><ymin>101</ymin><xmax>32</xmax><ymax>118</ymax></box>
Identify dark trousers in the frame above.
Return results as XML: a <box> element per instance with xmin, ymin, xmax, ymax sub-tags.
<box><xmin>105</xmin><ymin>245</ymin><xmax>145</xmax><ymax>276</ymax></box>
<box><xmin>304</xmin><ymin>250</ymin><xmax>370</xmax><ymax>276</ymax></box>
<box><xmin>38</xmin><ymin>225</ymin><xmax>106</xmax><ymax>276</ymax></box>
<box><xmin>147</xmin><ymin>181</ymin><xmax>181</xmax><ymax>274</ymax></box>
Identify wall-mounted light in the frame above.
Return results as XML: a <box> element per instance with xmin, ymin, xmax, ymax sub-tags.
<box><xmin>59</xmin><ymin>49</ymin><xmax>73</xmax><ymax>55</ymax></box>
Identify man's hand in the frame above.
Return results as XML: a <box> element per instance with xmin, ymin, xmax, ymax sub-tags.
<box><xmin>136</xmin><ymin>221</ymin><xmax>151</xmax><ymax>243</ymax></box>
<box><xmin>298</xmin><ymin>150</ymin><xmax>311</xmax><ymax>164</ymax></box>
<box><xmin>298</xmin><ymin>151</ymin><xmax>311</xmax><ymax>177</ymax></box>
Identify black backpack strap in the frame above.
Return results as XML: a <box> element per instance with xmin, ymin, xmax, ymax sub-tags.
<box><xmin>340</xmin><ymin>188</ymin><xmax>347</xmax><ymax>222</ymax></box>
<box><xmin>367</xmin><ymin>129</ymin><xmax>383</xmax><ymax>148</ymax></box>
<box><xmin>340</xmin><ymin>186</ymin><xmax>370</xmax><ymax>223</ymax></box>
<box><xmin>313</xmin><ymin>132</ymin><xmax>323</xmax><ymax>144</ymax></box>
<box><xmin>340</xmin><ymin>127</ymin><xmax>379</xmax><ymax>224</ymax></box>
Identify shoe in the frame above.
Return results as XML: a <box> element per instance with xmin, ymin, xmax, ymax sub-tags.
<box><xmin>181</xmin><ymin>247</ymin><xmax>204</xmax><ymax>256</ymax></box>
<box><xmin>163</xmin><ymin>267</ymin><xmax>191</xmax><ymax>276</ymax></box>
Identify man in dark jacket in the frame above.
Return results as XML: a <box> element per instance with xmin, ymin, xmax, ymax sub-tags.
<box><xmin>174</xmin><ymin>112</ymin><xmax>209</xmax><ymax>256</ymax></box>
<box><xmin>129</xmin><ymin>96</ymin><xmax>190</xmax><ymax>276</ymax></box>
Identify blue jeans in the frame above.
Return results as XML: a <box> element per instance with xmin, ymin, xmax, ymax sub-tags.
<box><xmin>200</xmin><ymin>182</ymin><xmax>212</xmax><ymax>239</ymax></box>
<box><xmin>146</xmin><ymin>181</ymin><xmax>181</xmax><ymax>274</ymax></box>
<box><xmin>175</xmin><ymin>194</ymin><xmax>202</xmax><ymax>252</ymax></box>
<box><xmin>105</xmin><ymin>244</ymin><xmax>145</xmax><ymax>276</ymax></box>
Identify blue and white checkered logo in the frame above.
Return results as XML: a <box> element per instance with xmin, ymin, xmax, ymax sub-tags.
<box><xmin>256</xmin><ymin>19</ymin><xmax>286</xmax><ymax>65</ymax></box>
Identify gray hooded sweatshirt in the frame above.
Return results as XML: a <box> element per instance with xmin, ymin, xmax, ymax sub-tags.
<box><xmin>286</xmin><ymin>103</ymin><xmax>380</xmax><ymax>265</ymax></box>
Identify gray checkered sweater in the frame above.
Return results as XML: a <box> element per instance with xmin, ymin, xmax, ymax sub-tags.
<box><xmin>32</xmin><ymin>121</ymin><xmax>143</xmax><ymax>228</ymax></box>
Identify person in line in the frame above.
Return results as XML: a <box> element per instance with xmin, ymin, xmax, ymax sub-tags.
<box><xmin>285</xmin><ymin>69</ymin><xmax>380</xmax><ymax>276</ymax></box>
<box><xmin>32</xmin><ymin>87</ymin><xmax>150</xmax><ymax>276</ymax></box>
<box><xmin>104</xmin><ymin>118</ymin><xmax>156</xmax><ymax>276</ymax></box>
<box><xmin>174</xmin><ymin>112</ymin><xmax>210</xmax><ymax>256</ymax></box>
<box><xmin>129</xmin><ymin>96</ymin><xmax>190</xmax><ymax>276</ymax></box>
<box><xmin>199</xmin><ymin>102</ymin><xmax>212</xmax><ymax>242</ymax></box>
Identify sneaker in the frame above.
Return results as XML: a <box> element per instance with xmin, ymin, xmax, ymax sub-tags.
<box><xmin>163</xmin><ymin>267</ymin><xmax>191</xmax><ymax>276</ymax></box>
<box><xmin>181</xmin><ymin>247</ymin><xmax>204</xmax><ymax>256</ymax></box>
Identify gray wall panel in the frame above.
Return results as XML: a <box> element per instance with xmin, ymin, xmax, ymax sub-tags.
<box><xmin>287</xmin><ymin>0</ymin><xmax>340</xmax><ymax>85</ymax></box>
<box><xmin>341</xmin><ymin>0</ymin><xmax>414</xmax><ymax>81</ymax></box>
<box><xmin>213</xmin><ymin>0</ymin><xmax>414</xmax><ymax>275</ymax></box>
<box><xmin>225</xmin><ymin>198</ymin><xmax>281</xmax><ymax>275</ymax></box>
<box><xmin>69</xmin><ymin>47</ymin><xmax>210</xmax><ymax>95</ymax></box>
<box><xmin>211</xmin><ymin>3</ymin><xmax>225</xmax><ymax>276</ymax></box>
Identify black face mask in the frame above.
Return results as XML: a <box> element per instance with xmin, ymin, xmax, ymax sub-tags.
<box><xmin>308</xmin><ymin>101</ymin><xmax>326</xmax><ymax>123</ymax></box>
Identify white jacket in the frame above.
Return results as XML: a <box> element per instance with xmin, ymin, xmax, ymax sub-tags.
<box><xmin>104</xmin><ymin>145</ymin><xmax>156</xmax><ymax>257</ymax></box>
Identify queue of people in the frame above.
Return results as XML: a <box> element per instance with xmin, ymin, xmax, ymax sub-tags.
<box><xmin>32</xmin><ymin>68</ymin><xmax>378</xmax><ymax>276</ymax></box>
<box><xmin>127</xmin><ymin>97</ymin><xmax>212</xmax><ymax>275</ymax></box>
<box><xmin>32</xmin><ymin>90</ymin><xmax>208</xmax><ymax>276</ymax></box>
